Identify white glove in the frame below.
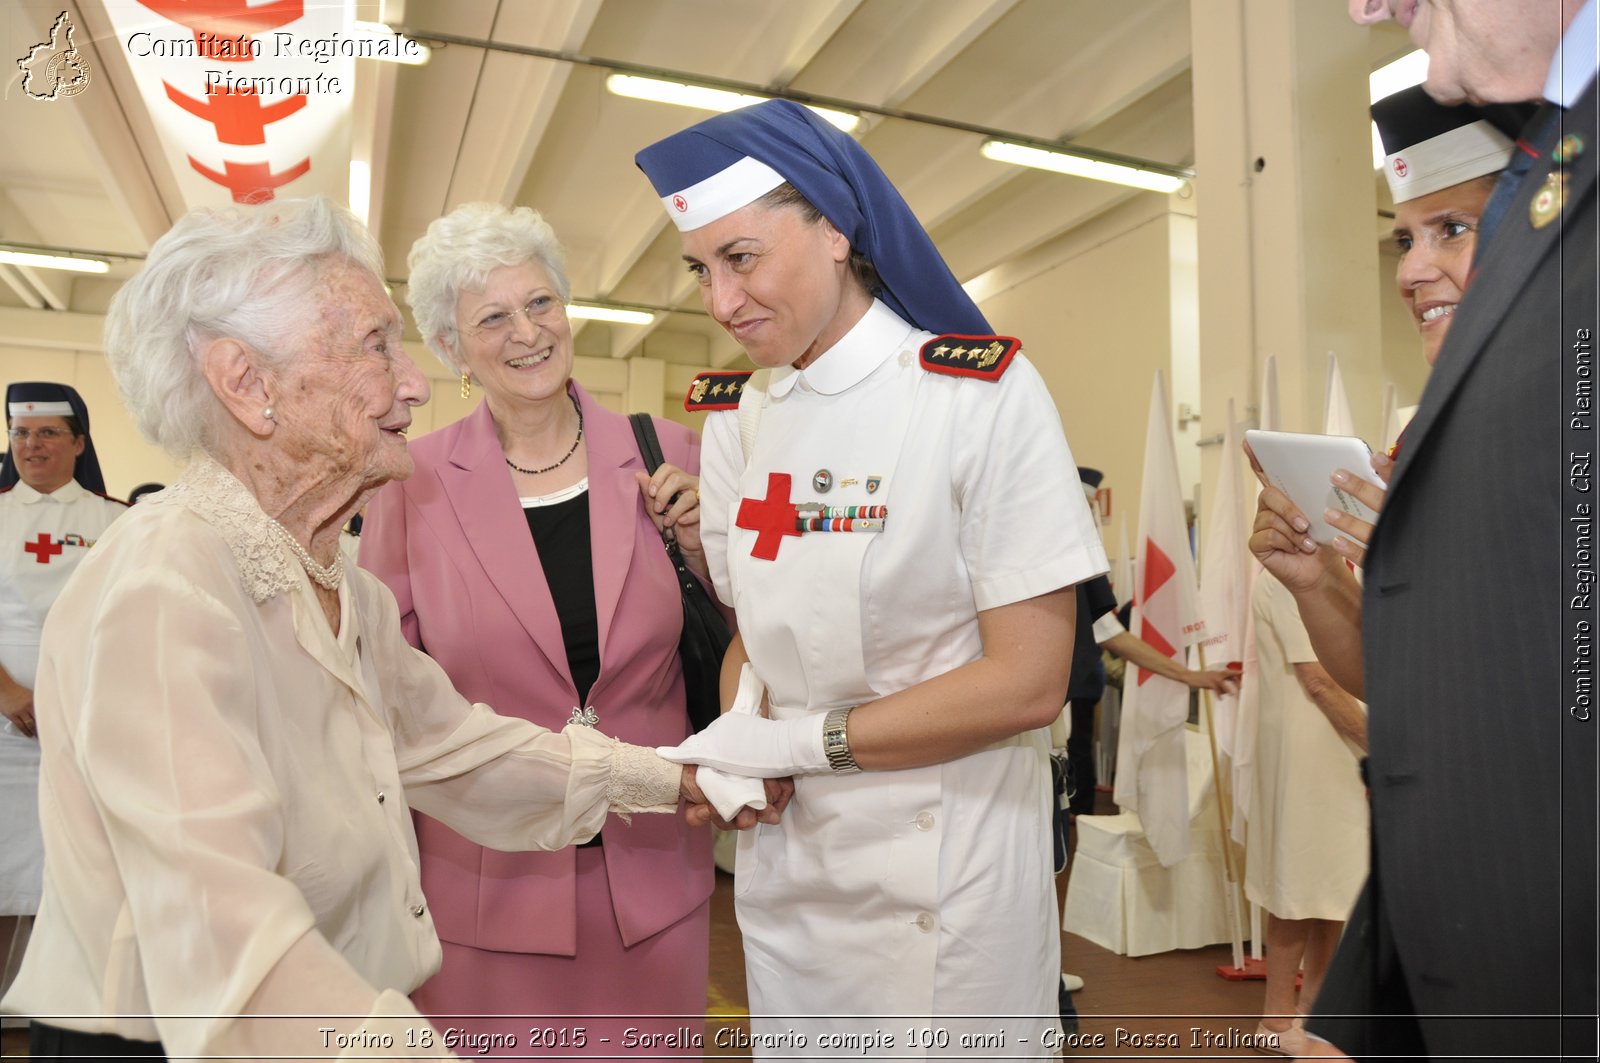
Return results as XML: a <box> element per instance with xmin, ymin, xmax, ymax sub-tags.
<box><xmin>695</xmin><ymin>765</ymin><xmax>766</xmax><ymax>822</ymax></box>
<box><xmin>658</xmin><ymin>664</ymin><xmax>829</xmax><ymax>778</ymax></box>
<box><xmin>691</xmin><ymin>665</ymin><xmax>770</xmax><ymax>819</ymax></box>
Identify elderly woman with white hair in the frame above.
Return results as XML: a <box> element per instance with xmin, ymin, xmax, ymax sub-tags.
<box><xmin>358</xmin><ymin>201</ymin><xmax>758</xmax><ymax>1055</ymax></box>
<box><xmin>0</xmin><ymin>197</ymin><xmax>712</xmax><ymax>1062</ymax></box>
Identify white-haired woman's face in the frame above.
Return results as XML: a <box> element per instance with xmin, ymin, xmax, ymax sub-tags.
<box><xmin>274</xmin><ymin>258</ymin><xmax>428</xmax><ymax>487</ymax></box>
<box><xmin>451</xmin><ymin>260</ymin><xmax>574</xmax><ymax>408</ymax></box>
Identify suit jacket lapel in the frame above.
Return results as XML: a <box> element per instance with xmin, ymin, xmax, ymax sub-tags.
<box><xmin>439</xmin><ymin>401</ymin><xmax>576</xmax><ymax>693</ymax></box>
<box><xmin>1387</xmin><ymin>87</ymin><xmax>1598</xmax><ymax>501</ymax></box>
<box><xmin>579</xmin><ymin>385</ymin><xmax>642</xmax><ymax>670</ymax></box>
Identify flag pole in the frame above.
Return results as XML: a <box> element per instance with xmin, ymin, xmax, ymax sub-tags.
<box><xmin>1195</xmin><ymin>644</ymin><xmax>1246</xmax><ymax>972</ymax></box>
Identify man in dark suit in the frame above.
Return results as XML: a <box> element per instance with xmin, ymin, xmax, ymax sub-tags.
<box><xmin>1255</xmin><ymin>2</ymin><xmax>1597</xmax><ymax>1058</ymax></box>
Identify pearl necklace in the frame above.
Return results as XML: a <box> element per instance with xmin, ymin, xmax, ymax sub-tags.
<box><xmin>505</xmin><ymin>394</ymin><xmax>584</xmax><ymax>476</ymax></box>
<box><xmin>272</xmin><ymin>521</ymin><xmax>345</xmax><ymax>590</ymax></box>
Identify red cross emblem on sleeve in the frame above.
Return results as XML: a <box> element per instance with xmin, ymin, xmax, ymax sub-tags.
<box><xmin>25</xmin><ymin>533</ymin><xmax>62</xmax><ymax>564</ymax></box>
<box><xmin>736</xmin><ymin>473</ymin><xmax>801</xmax><ymax>560</ymax></box>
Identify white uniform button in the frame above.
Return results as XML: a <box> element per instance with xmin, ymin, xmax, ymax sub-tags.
<box><xmin>898</xmin><ymin>349</ymin><xmax>913</xmax><ymax>368</ymax></box>
<box><xmin>914</xmin><ymin>912</ymin><xmax>935</xmax><ymax>933</ymax></box>
<box><xmin>410</xmin><ymin>903</ymin><xmax>426</xmax><ymax>918</ymax></box>
<box><xmin>376</xmin><ymin>790</ymin><xmax>386</xmax><ymax>804</ymax></box>
<box><xmin>914</xmin><ymin>811</ymin><xmax>935</xmax><ymax>831</ymax></box>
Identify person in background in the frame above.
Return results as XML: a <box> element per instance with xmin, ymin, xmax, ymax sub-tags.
<box><xmin>638</xmin><ymin>99</ymin><xmax>1106</xmax><ymax>1055</ymax></box>
<box><xmin>0</xmin><ymin>197</ymin><xmax>712</xmax><ymax>1060</ymax></box>
<box><xmin>1247</xmin><ymin>84</ymin><xmax>1528</xmax><ymax>1058</ymax></box>
<box><xmin>1251</xmin><ymin>3</ymin><xmax>1597</xmax><ymax>1056</ymax></box>
<box><xmin>0</xmin><ymin>382</ymin><xmax>126</xmax><ymax>1030</ymax></box>
<box><xmin>1248</xmin><ymin>86</ymin><xmax>1532</xmax><ymax>689</ymax></box>
<box><xmin>1066</xmin><ymin>469</ymin><xmax>1240</xmax><ymax>820</ymax></box>
<box><xmin>359</xmin><ymin>202</ymin><xmax>723</xmax><ymax>1055</ymax></box>
<box><xmin>1245</xmin><ymin>571</ymin><xmax>1367</xmax><ymax>1056</ymax></box>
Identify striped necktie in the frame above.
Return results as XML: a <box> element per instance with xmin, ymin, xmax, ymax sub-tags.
<box><xmin>1474</xmin><ymin>103</ymin><xmax>1562</xmax><ymax>262</ymax></box>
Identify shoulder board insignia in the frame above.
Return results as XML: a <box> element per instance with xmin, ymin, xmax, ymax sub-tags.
<box><xmin>919</xmin><ymin>335</ymin><xmax>1021</xmax><ymax>380</ymax></box>
<box><xmin>684</xmin><ymin>370</ymin><xmax>754</xmax><ymax>412</ymax></box>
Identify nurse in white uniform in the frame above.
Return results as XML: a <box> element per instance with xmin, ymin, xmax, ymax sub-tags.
<box><xmin>0</xmin><ymin>382</ymin><xmax>126</xmax><ymax>1019</ymax></box>
<box><xmin>641</xmin><ymin>101</ymin><xmax>1107</xmax><ymax>1056</ymax></box>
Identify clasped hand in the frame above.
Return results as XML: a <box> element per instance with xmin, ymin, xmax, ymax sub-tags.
<box><xmin>665</xmin><ymin>664</ymin><xmax>811</xmax><ymax>829</ymax></box>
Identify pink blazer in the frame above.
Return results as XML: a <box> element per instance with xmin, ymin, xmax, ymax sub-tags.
<box><xmin>359</xmin><ymin>381</ymin><xmax>713</xmax><ymax>955</ymax></box>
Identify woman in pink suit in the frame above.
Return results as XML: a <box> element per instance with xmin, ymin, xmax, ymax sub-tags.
<box><xmin>360</xmin><ymin>202</ymin><xmax>712</xmax><ymax>1054</ymax></box>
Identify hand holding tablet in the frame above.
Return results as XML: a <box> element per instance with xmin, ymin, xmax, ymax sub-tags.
<box><xmin>1244</xmin><ymin>430</ymin><xmax>1386</xmax><ymax>546</ymax></box>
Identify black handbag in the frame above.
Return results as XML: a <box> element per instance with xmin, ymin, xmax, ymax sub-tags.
<box><xmin>628</xmin><ymin>413</ymin><xmax>731</xmax><ymax>733</ymax></box>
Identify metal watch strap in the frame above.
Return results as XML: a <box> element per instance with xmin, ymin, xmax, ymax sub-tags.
<box><xmin>822</xmin><ymin>706</ymin><xmax>860</xmax><ymax>774</ymax></box>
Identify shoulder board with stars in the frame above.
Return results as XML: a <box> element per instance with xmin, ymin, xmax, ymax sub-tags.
<box><xmin>683</xmin><ymin>370</ymin><xmax>753</xmax><ymax>412</ymax></box>
<box><xmin>919</xmin><ymin>334</ymin><xmax>1021</xmax><ymax>381</ymax></box>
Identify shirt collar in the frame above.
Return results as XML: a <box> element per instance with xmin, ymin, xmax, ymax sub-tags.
<box><xmin>1545</xmin><ymin>0</ymin><xmax>1597</xmax><ymax>108</ymax></box>
<box><xmin>10</xmin><ymin>479</ymin><xmax>87</xmax><ymax>504</ymax></box>
<box><xmin>767</xmin><ymin>300</ymin><xmax>918</xmax><ymax>399</ymax></box>
<box><xmin>154</xmin><ymin>456</ymin><xmax>300</xmax><ymax>603</ymax></box>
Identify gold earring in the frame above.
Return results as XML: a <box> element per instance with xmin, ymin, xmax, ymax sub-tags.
<box><xmin>460</xmin><ymin>371</ymin><xmax>471</xmax><ymax>399</ymax></box>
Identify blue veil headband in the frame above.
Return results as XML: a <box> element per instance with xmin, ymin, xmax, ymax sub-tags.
<box><xmin>1</xmin><ymin>381</ymin><xmax>107</xmax><ymax>494</ymax></box>
<box><xmin>635</xmin><ymin>99</ymin><xmax>991</xmax><ymax>337</ymax></box>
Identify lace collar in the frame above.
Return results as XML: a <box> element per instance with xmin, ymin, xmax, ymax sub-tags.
<box><xmin>152</xmin><ymin>456</ymin><xmax>299</xmax><ymax>603</ymax></box>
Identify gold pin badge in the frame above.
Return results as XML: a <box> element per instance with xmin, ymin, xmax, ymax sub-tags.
<box><xmin>1531</xmin><ymin>171</ymin><xmax>1566</xmax><ymax>229</ymax></box>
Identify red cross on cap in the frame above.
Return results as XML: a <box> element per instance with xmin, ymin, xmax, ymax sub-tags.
<box><xmin>673</xmin><ymin>194</ymin><xmax>688</xmax><ymax>212</ymax></box>
<box><xmin>1393</xmin><ymin>156</ymin><xmax>1408</xmax><ymax>177</ymax></box>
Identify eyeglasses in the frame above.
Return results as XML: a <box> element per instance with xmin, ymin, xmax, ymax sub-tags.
<box><xmin>7</xmin><ymin>426</ymin><xmax>72</xmax><ymax>443</ymax></box>
<box><xmin>467</xmin><ymin>294</ymin><xmax>563</xmax><ymax>336</ymax></box>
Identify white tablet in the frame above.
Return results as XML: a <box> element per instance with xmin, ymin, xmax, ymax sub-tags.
<box><xmin>1244</xmin><ymin>429</ymin><xmax>1384</xmax><ymax>545</ymax></box>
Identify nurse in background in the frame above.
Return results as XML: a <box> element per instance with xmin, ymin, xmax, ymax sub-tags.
<box><xmin>1248</xmin><ymin>86</ymin><xmax>1533</xmax><ymax>689</ymax></box>
<box><xmin>0</xmin><ymin>382</ymin><xmax>126</xmax><ymax>1025</ymax></box>
<box><xmin>640</xmin><ymin>100</ymin><xmax>1107</xmax><ymax>1056</ymax></box>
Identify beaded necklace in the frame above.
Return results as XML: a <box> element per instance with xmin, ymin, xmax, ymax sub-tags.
<box><xmin>505</xmin><ymin>394</ymin><xmax>584</xmax><ymax>476</ymax></box>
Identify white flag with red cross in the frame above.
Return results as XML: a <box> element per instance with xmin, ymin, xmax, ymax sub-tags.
<box><xmin>1113</xmin><ymin>371</ymin><xmax>1202</xmax><ymax>867</ymax></box>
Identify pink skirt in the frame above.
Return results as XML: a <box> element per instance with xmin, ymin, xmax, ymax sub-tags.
<box><xmin>411</xmin><ymin>847</ymin><xmax>710</xmax><ymax>1058</ymax></box>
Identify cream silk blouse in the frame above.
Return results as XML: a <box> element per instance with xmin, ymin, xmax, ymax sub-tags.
<box><xmin>0</xmin><ymin>458</ymin><xmax>681</xmax><ymax>1059</ymax></box>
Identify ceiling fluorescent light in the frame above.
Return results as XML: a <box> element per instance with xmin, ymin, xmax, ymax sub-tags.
<box><xmin>606</xmin><ymin>74</ymin><xmax>859</xmax><ymax>133</ymax></box>
<box><xmin>1369</xmin><ymin>50</ymin><xmax>1429</xmax><ymax>169</ymax></box>
<box><xmin>568</xmin><ymin>303</ymin><xmax>655</xmax><ymax>325</ymax></box>
<box><xmin>350</xmin><ymin>21</ymin><xmax>430</xmax><ymax>66</ymax></box>
<box><xmin>979</xmin><ymin>140</ymin><xmax>1188</xmax><ymax>194</ymax></box>
<box><xmin>0</xmin><ymin>250</ymin><xmax>109</xmax><ymax>274</ymax></box>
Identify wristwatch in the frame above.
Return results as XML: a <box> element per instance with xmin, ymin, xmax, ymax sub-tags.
<box><xmin>822</xmin><ymin>707</ymin><xmax>861</xmax><ymax>774</ymax></box>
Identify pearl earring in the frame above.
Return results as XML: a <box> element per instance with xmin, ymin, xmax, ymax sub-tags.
<box><xmin>263</xmin><ymin>407</ymin><xmax>275</xmax><ymax>422</ymax></box>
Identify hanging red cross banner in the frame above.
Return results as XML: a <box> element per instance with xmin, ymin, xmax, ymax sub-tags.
<box><xmin>103</xmin><ymin>0</ymin><xmax>356</xmax><ymax>207</ymax></box>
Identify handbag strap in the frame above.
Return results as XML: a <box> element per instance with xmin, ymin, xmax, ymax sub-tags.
<box><xmin>628</xmin><ymin>412</ymin><xmax>687</xmax><ymax>555</ymax></box>
<box><xmin>628</xmin><ymin>412</ymin><xmax>666</xmax><ymax>474</ymax></box>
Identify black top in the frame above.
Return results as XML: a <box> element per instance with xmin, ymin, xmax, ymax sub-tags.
<box><xmin>1067</xmin><ymin>574</ymin><xmax>1119</xmax><ymax>702</ymax></box>
<box><xmin>522</xmin><ymin>489</ymin><xmax>600</xmax><ymax>708</ymax></box>
<box><xmin>524</xmin><ymin>487</ymin><xmax>602</xmax><ymax>848</ymax></box>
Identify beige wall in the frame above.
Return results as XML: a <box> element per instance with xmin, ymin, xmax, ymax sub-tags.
<box><xmin>972</xmin><ymin>194</ymin><xmax>1189</xmax><ymax>564</ymax></box>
